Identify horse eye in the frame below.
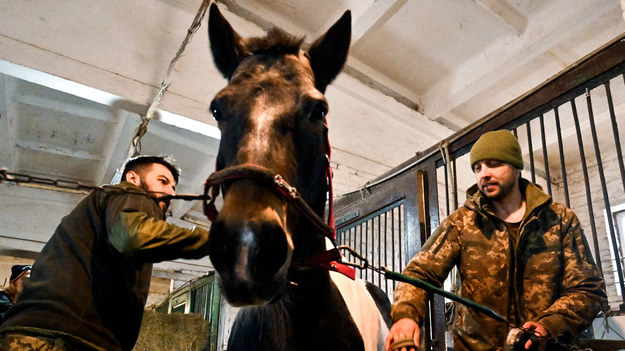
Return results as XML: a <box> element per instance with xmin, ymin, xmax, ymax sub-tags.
<box><xmin>308</xmin><ymin>102</ymin><xmax>328</xmax><ymax>122</ymax></box>
<box><xmin>210</xmin><ymin>100</ymin><xmax>223</xmax><ymax>121</ymax></box>
<box><xmin>212</xmin><ymin>108</ymin><xmax>222</xmax><ymax>121</ymax></box>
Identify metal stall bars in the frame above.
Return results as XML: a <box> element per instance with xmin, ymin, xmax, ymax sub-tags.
<box><xmin>333</xmin><ymin>150</ymin><xmax>445</xmax><ymax>349</ymax></box>
<box><xmin>333</xmin><ymin>34</ymin><xmax>625</xmax><ymax>350</ymax></box>
<box><xmin>497</xmin><ymin>47</ymin><xmax>625</xmax><ymax>313</ymax></box>
<box><xmin>421</xmin><ymin>33</ymin><xmax>625</xmax><ymax>343</ymax></box>
<box><xmin>155</xmin><ymin>273</ymin><xmax>222</xmax><ymax>351</ymax></box>
<box><xmin>336</xmin><ymin>200</ymin><xmax>405</xmax><ymax>295</ymax></box>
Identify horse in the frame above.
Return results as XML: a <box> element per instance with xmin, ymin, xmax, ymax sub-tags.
<box><xmin>204</xmin><ymin>4</ymin><xmax>391</xmax><ymax>351</ymax></box>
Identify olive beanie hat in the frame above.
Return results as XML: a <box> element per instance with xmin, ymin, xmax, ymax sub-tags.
<box><xmin>470</xmin><ymin>130</ymin><xmax>524</xmax><ymax>169</ymax></box>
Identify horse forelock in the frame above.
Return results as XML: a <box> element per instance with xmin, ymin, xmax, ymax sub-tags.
<box><xmin>245</xmin><ymin>28</ymin><xmax>305</xmax><ymax>57</ymax></box>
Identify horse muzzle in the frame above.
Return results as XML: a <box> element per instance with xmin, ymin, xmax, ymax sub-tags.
<box><xmin>208</xmin><ymin>189</ymin><xmax>293</xmax><ymax>306</ymax></box>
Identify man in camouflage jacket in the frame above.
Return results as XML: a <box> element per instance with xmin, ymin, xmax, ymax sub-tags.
<box><xmin>0</xmin><ymin>156</ymin><xmax>210</xmax><ymax>351</ymax></box>
<box><xmin>385</xmin><ymin>130</ymin><xmax>607</xmax><ymax>351</ymax></box>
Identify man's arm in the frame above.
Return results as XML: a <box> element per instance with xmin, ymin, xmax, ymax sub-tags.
<box><xmin>536</xmin><ymin>210</ymin><xmax>607</xmax><ymax>339</ymax></box>
<box><xmin>386</xmin><ymin>219</ymin><xmax>460</xmax><ymax>350</ymax></box>
<box><xmin>391</xmin><ymin>219</ymin><xmax>461</xmax><ymax>324</ymax></box>
<box><xmin>103</xmin><ymin>185</ymin><xmax>210</xmax><ymax>262</ymax></box>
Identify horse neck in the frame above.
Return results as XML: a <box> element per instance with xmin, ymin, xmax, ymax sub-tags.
<box><xmin>289</xmin><ymin>220</ymin><xmax>330</xmax><ymax>263</ymax></box>
<box><xmin>237</xmin><ymin>268</ymin><xmax>335</xmax><ymax>349</ymax></box>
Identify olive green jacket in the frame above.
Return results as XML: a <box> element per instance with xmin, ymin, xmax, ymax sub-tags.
<box><xmin>391</xmin><ymin>179</ymin><xmax>607</xmax><ymax>350</ymax></box>
<box><xmin>1</xmin><ymin>181</ymin><xmax>210</xmax><ymax>351</ymax></box>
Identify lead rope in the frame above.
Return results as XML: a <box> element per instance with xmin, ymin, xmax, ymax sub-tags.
<box><xmin>334</xmin><ymin>253</ymin><xmax>591</xmax><ymax>351</ymax></box>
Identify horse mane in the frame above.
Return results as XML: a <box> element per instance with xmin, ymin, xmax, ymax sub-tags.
<box><xmin>238</xmin><ymin>297</ymin><xmax>294</xmax><ymax>349</ymax></box>
<box><xmin>245</xmin><ymin>28</ymin><xmax>305</xmax><ymax>56</ymax></box>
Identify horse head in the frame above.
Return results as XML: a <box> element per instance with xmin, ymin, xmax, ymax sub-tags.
<box><xmin>206</xmin><ymin>4</ymin><xmax>351</xmax><ymax>306</ymax></box>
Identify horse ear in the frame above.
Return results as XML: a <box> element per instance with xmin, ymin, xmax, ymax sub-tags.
<box><xmin>208</xmin><ymin>4</ymin><xmax>249</xmax><ymax>79</ymax></box>
<box><xmin>308</xmin><ymin>11</ymin><xmax>351</xmax><ymax>93</ymax></box>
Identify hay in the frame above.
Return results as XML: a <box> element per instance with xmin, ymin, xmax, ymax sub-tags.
<box><xmin>133</xmin><ymin>310</ymin><xmax>209</xmax><ymax>351</ymax></box>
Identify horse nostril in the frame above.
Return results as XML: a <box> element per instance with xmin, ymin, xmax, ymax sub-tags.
<box><xmin>207</xmin><ymin>221</ymin><xmax>236</xmax><ymax>271</ymax></box>
<box><xmin>208</xmin><ymin>218</ymin><xmax>290</xmax><ymax>282</ymax></box>
<box><xmin>252</xmin><ymin>221</ymin><xmax>289</xmax><ymax>279</ymax></box>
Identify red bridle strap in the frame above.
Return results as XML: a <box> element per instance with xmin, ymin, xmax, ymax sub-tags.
<box><xmin>291</xmin><ymin>248</ymin><xmax>356</xmax><ymax>280</ymax></box>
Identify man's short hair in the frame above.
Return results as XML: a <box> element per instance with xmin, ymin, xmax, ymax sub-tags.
<box><xmin>121</xmin><ymin>155</ymin><xmax>181</xmax><ymax>184</ymax></box>
<box><xmin>10</xmin><ymin>265</ymin><xmax>32</xmax><ymax>282</ymax></box>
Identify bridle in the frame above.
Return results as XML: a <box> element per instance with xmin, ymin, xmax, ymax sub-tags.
<box><xmin>202</xmin><ymin>123</ymin><xmax>356</xmax><ymax>279</ymax></box>
<box><xmin>202</xmin><ymin>163</ymin><xmax>334</xmax><ymax>240</ymax></box>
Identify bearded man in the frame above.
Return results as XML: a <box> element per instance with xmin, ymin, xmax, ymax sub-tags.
<box><xmin>0</xmin><ymin>156</ymin><xmax>210</xmax><ymax>351</ymax></box>
<box><xmin>385</xmin><ymin>130</ymin><xmax>607</xmax><ymax>351</ymax></box>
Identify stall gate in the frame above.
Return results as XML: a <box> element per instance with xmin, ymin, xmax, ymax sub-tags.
<box><xmin>333</xmin><ymin>35</ymin><xmax>625</xmax><ymax>350</ymax></box>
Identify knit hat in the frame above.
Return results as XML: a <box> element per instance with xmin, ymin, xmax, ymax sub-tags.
<box><xmin>470</xmin><ymin>130</ymin><xmax>524</xmax><ymax>169</ymax></box>
<box><xmin>10</xmin><ymin>265</ymin><xmax>31</xmax><ymax>281</ymax></box>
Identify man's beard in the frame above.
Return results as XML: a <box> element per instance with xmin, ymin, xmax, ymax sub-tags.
<box><xmin>140</xmin><ymin>180</ymin><xmax>171</xmax><ymax>212</ymax></box>
<box><xmin>481</xmin><ymin>177</ymin><xmax>517</xmax><ymax>201</ymax></box>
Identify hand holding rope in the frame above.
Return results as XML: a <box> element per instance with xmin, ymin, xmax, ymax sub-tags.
<box><xmin>337</xmin><ymin>248</ymin><xmax>592</xmax><ymax>351</ymax></box>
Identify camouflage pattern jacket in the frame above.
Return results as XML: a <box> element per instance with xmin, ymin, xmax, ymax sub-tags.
<box><xmin>391</xmin><ymin>179</ymin><xmax>607</xmax><ymax>350</ymax></box>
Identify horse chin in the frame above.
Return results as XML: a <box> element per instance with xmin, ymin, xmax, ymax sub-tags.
<box><xmin>217</xmin><ymin>268</ymin><xmax>289</xmax><ymax>307</ymax></box>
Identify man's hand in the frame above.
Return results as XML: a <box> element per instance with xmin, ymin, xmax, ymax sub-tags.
<box><xmin>385</xmin><ymin>318</ymin><xmax>419</xmax><ymax>351</ymax></box>
<box><xmin>521</xmin><ymin>321</ymin><xmax>548</xmax><ymax>351</ymax></box>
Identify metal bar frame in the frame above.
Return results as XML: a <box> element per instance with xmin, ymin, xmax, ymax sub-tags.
<box><xmin>331</xmin><ymin>34</ymin><xmax>625</xmax><ymax>349</ymax></box>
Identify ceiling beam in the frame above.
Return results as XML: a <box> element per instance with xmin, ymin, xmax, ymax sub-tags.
<box><xmin>0</xmin><ymin>248</ymin><xmax>39</xmax><ymax>260</ymax></box>
<box><xmin>342</xmin><ymin>59</ymin><xmax>421</xmax><ymax>113</ymax></box>
<box><xmin>472</xmin><ymin>0</ymin><xmax>527</xmax><ymax>35</ymax></box>
<box><xmin>218</xmin><ymin>0</ymin><xmax>275</xmax><ymax>34</ymax></box>
<box><xmin>331</xmin><ymin>74</ymin><xmax>450</xmax><ymax>142</ymax></box>
<box><xmin>152</xmin><ymin>268</ymin><xmax>203</xmax><ymax>282</ymax></box>
<box><xmin>15</xmin><ymin>94</ymin><xmax>115</xmax><ymax>123</ymax></box>
<box><xmin>351</xmin><ymin>0</ymin><xmax>408</xmax><ymax>44</ymax></box>
<box><xmin>153</xmin><ymin>258</ymin><xmax>213</xmax><ymax>274</ymax></box>
<box><xmin>337</xmin><ymin>0</ymin><xmax>423</xmax><ymax>114</ymax></box>
<box><xmin>96</xmin><ymin>109</ymin><xmax>131</xmax><ymax>185</ymax></box>
<box><xmin>14</xmin><ymin>140</ymin><xmax>103</xmax><ymax>161</ymax></box>
<box><xmin>1</xmin><ymin>76</ymin><xmax>18</xmax><ymax>170</ymax></box>
<box><xmin>421</xmin><ymin>0</ymin><xmax>618</xmax><ymax>122</ymax></box>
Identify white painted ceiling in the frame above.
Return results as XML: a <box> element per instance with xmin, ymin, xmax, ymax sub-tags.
<box><xmin>0</xmin><ymin>0</ymin><xmax>623</xmax><ymax>284</ymax></box>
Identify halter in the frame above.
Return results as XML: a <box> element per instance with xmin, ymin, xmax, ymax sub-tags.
<box><xmin>202</xmin><ymin>123</ymin><xmax>356</xmax><ymax>279</ymax></box>
<box><xmin>202</xmin><ymin>163</ymin><xmax>334</xmax><ymax>240</ymax></box>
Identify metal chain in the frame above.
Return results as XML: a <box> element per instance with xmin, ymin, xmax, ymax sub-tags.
<box><xmin>0</xmin><ymin>168</ymin><xmax>210</xmax><ymax>201</ymax></box>
<box><xmin>128</xmin><ymin>0</ymin><xmax>212</xmax><ymax>158</ymax></box>
<box><xmin>0</xmin><ymin>168</ymin><xmax>97</xmax><ymax>192</ymax></box>
<box><xmin>0</xmin><ymin>168</ymin><xmax>592</xmax><ymax>350</ymax></box>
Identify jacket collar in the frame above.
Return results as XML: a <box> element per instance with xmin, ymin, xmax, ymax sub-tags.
<box><xmin>109</xmin><ymin>181</ymin><xmax>166</xmax><ymax>219</ymax></box>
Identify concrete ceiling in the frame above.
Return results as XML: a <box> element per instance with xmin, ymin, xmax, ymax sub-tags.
<box><xmin>0</xmin><ymin>0</ymin><xmax>623</xmax><ymax>288</ymax></box>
